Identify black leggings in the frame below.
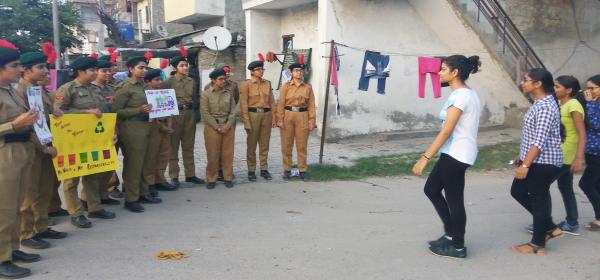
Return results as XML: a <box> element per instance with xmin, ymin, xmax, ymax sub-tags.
<box><xmin>579</xmin><ymin>154</ymin><xmax>600</xmax><ymax>220</ymax></box>
<box><xmin>424</xmin><ymin>153</ymin><xmax>470</xmax><ymax>248</ymax></box>
<box><xmin>510</xmin><ymin>163</ymin><xmax>560</xmax><ymax>247</ymax></box>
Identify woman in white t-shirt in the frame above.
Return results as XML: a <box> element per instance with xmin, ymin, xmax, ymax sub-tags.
<box><xmin>412</xmin><ymin>55</ymin><xmax>481</xmax><ymax>259</ymax></box>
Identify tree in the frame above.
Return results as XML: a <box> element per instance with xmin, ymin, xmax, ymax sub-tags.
<box><xmin>97</xmin><ymin>1</ymin><xmax>124</xmax><ymax>46</ymax></box>
<box><xmin>0</xmin><ymin>0</ymin><xmax>85</xmax><ymax>52</ymax></box>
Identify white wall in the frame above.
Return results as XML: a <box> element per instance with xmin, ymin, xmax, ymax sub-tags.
<box><xmin>245</xmin><ymin>9</ymin><xmax>282</xmax><ymax>83</ymax></box>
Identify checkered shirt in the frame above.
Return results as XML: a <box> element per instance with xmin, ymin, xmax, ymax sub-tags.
<box><xmin>519</xmin><ymin>95</ymin><xmax>563</xmax><ymax>166</ymax></box>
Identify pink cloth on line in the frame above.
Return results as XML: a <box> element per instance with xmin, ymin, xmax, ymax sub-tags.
<box><xmin>418</xmin><ymin>56</ymin><xmax>442</xmax><ymax>98</ymax></box>
<box><xmin>330</xmin><ymin>53</ymin><xmax>338</xmax><ymax>88</ymax></box>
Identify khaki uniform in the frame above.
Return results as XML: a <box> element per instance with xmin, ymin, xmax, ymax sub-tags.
<box><xmin>200</xmin><ymin>86</ymin><xmax>237</xmax><ymax>182</ymax></box>
<box><xmin>0</xmin><ymin>82</ymin><xmax>35</xmax><ymax>262</ymax></box>
<box><xmin>54</xmin><ymin>79</ymin><xmax>112</xmax><ymax>217</ymax></box>
<box><xmin>113</xmin><ymin>78</ymin><xmax>160</xmax><ymax>202</ymax></box>
<box><xmin>204</xmin><ymin>79</ymin><xmax>240</xmax><ymax>104</ymax></box>
<box><xmin>16</xmin><ymin>80</ymin><xmax>58</xmax><ymax>240</ymax></box>
<box><xmin>154</xmin><ymin>118</ymin><xmax>172</xmax><ymax>184</ymax></box>
<box><xmin>276</xmin><ymin>80</ymin><xmax>316</xmax><ymax>172</ymax></box>
<box><xmin>44</xmin><ymin>86</ymin><xmax>63</xmax><ymax>215</ymax></box>
<box><xmin>240</xmin><ymin>78</ymin><xmax>276</xmax><ymax>172</ymax></box>
<box><xmin>164</xmin><ymin>75</ymin><xmax>196</xmax><ymax>179</ymax></box>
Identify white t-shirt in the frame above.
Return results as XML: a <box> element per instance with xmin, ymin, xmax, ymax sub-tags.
<box><xmin>439</xmin><ymin>87</ymin><xmax>481</xmax><ymax>165</ymax></box>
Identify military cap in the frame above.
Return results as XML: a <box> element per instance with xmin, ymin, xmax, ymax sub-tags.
<box><xmin>70</xmin><ymin>56</ymin><xmax>98</xmax><ymax>71</ymax></box>
<box><xmin>0</xmin><ymin>40</ymin><xmax>20</xmax><ymax>66</ymax></box>
<box><xmin>126</xmin><ymin>56</ymin><xmax>147</xmax><ymax>68</ymax></box>
<box><xmin>97</xmin><ymin>59</ymin><xmax>112</xmax><ymax>69</ymax></box>
<box><xmin>170</xmin><ymin>55</ymin><xmax>187</xmax><ymax>67</ymax></box>
<box><xmin>247</xmin><ymin>60</ymin><xmax>264</xmax><ymax>71</ymax></box>
<box><xmin>209</xmin><ymin>68</ymin><xmax>226</xmax><ymax>80</ymax></box>
<box><xmin>98</xmin><ymin>55</ymin><xmax>111</xmax><ymax>61</ymax></box>
<box><xmin>288</xmin><ymin>63</ymin><xmax>305</xmax><ymax>70</ymax></box>
<box><xmin>20</xmin><ymin>52</ymin><xmax>47</xmax><ymax>68</ymax></box>
<box><xmin>144</xmin><ymin>68</ymin><xmax>162</xmax><ymax>81</ymax></box>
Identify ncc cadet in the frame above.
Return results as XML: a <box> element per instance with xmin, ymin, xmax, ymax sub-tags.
<box><xmin>0</xmin><ymin>40</ymin><xmax>43</xmax><ymax>279</ymax></box>
<box><xmin>240</xmin><ymin>60</ymin><xmax>276</xmax><ymax>181</ymax></box>
<box><xmin>163</xmin><ymin>54</ymin><xmax>205</xmax><ymax>186</ymax></box>
<box><xmin>145</xmin><ymin>68</ymin><xmax>177</xmax><ymax>192</ymax></box>
<box><xmin>54</xmin><ymin>56</ymin><xmax>116</xmax><ymax>228</ymax></box>
<box><xmin>16</xmin><ymin>51</ymin><xmax>66</xmax><ymax>250</ymax></box>
<box><xmin>201</xmin><ymin>69</ymin><xmax>237</xmax><ymax>189</ymax></box>
<box><xmin>277</xmin><ymin>62</ymin><xmax>316</xmax><ymax>181</ymax></box>
<box><xmin>113</xmin><ymin>56</ymin><xmax>162</xmax><ymax>213</ymax></box>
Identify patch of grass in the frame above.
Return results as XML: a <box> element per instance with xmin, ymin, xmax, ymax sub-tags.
<box><xmin>309</xmin><ymin>141</ymin><xmax>519</xmax><ymax>181</ymax></box>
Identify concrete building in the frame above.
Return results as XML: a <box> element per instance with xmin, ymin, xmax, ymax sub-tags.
<box><xmin>131</xmin><ymin>0</ymin><xmax>194</xmax><ymax>41</ymax></box>
<box><xmin>71</xmin><ymin>0</ymin><xmax>118</xmax><ymax>53</ymax></box>
<box><xmin>244</xmin><ymin>0</ymin><xmax>531</xmax><ymax>140</ymax></box>
<box><xmin>164</xmin><ymin>0</ymin><xmax>245</xmax><ymax>34</ymax></box>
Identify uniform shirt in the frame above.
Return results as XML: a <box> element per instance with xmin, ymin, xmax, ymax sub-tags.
<box><xmin>40</xmin><ymin>86</ymin><xmax>55</xmax><ymax>119</ymax></box>
<box><xmin>200</xmin><ymin>85</ymin><xmax>236</xmax><ymax>130</ymax></box>
<box><xmin>113</xmin><ymin>78</ymin><xmax>149</xmax><ymax>119</ymax></box>
<box><xmin>163</xmin><ymin>75</ymin><xmax>194</xmax><ymax>106</ymax></box>
<box><xmin>92</xmin><ymin>81</ymin><xmax>117</xmax><ymax>112</ymax></box>
<box><xmin>0</xmin><ymin>82</ymin><xmax>31</xmax><ymax>138</ymax></box>
<box><xmin>276</xmin><ymin>80</ymin><xmax>316</xmax><ymax>124</ymax></box>
<box><xmin>560</xmin><ymin>99</ymin><xmax>585</xmax><ymax>163</ymax></box>
<box><xmin>438</xmin><ymin>88</ymin><xmax>481</xmax><ymax>165</ymax></box>
<box><xmin>585</xmin><ymin>101</ymin><xmax>600</xmax><ymax>156</ymax></box>
<box><xmin>204</xmin><ymin>79</ymin><xmax>240</xmax><ymax>104</ymax></box>
<box><xmin>519</xmin><ymin>95</ymin><xmax>563</xmax><ymax>166</ymax></box>
<box><xmin>54</xmin><ymin>79</ymin><xmax>106</xmax><ymax>113</ymax></box>
<box><xmin>15</xmin><ymin>79</ymin><xmax>33</xmax><ymax>107</ymax></box>
<box><xmin>239</xmin><ymin>78</ymin><xmax>276</xmax><ymax>129</ymax></box>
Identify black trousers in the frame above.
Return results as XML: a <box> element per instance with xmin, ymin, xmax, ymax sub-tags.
<box><xmin>579</xmin><ymin>154</ymin><xmax>600</xmax><ymax>220</ymax></box>
<box><xmin>511</xmin><ymin>163</ymin><xmax>560</xmax><ymax>247</ymax></box>
<box><xmin>424</xmin><ymin>153</ymin><xmax>470</xmax><ymax>248</ymax></box>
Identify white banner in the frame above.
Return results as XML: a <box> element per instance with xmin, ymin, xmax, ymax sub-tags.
<box><xmin>26</xmin><ymin>86</ymin><xmax>53</xmax><ymax>145</ymax></box>
<box><xmin>145</xmin><ymin>89</ymin><xmax>179</xmax><ymax>119</ymax></box>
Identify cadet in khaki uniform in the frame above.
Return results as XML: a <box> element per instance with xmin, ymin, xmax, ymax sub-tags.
<box><xmin>145</xmin><ymin>68</ymin><xmax>177</xmax><ymax>192</ymax></box>
<box><xmin>277</xmin><ymin>63</ymin><xmax>316</xmax><ymax>181</ymax></box>
<box><xmin>201</xmin><ymin>69</ymin><xmax>237</xmax><ymax>189</ymax></box>
<box><xmin>113</xmin><ymin>56</ymin><xmax>162</xmax><ymax>213</ymax></box>
<box><xmin>16</xmin><ymin>52</ymin><xmax>66</xmax><ymax>251</ymax></box>
<box><xmin>163</xmin><ymin>55</ymin><xmax>204</xmax><ymax>186</ymax></box>
<box><xmin>240</xmin><ymin>60</ymin><xmax>276</xmax><ymax>181</ymax></box>
<box><xmin>54</xmin><ymin>57</ymin><xmax>116</xmax><ymax>228</ymax></box>
<box><xmin>0</xmin><ymin>40</ymin><xmax>42</xmax><ymax>279</ymax></box>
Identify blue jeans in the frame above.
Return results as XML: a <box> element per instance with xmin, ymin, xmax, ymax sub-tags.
<box><xmin>358</xmin><ymin>50</ymin><xmax>390</xmax><ymax>94</ymax></box>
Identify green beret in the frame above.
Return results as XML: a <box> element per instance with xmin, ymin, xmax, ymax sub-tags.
<box><xmin>170</xmin><ymin>55</ymin><xmax>187</xmax><ymax>67</ymax></box>
<box><xmin>97</xmin><ymin>59</ymin><xmax>112</xmax><ymax>69</ymax></box>
<box><xmin>126</xmin><ymin>56</ymin><xmax>147</xmax><ymax>68</ymax></box>
<box><xmin>98</xmin><ymin>55</ymin><xmax>111</xmax><ymax>61</ymax></box>
<box><xmin>0</xmin><ymin>41</ymin><xmax>20</xmax><ymax>66</ymax></box>
<box><xmin>20</xmin><ymin>52</ymin><xmax>47</xmax><ymax>68</ymax></box>
<box><xmin>215</xmin><ymin>63</ymin><xmax>228</xmax><ymax>70</ymax></box>
<box><xmin>288</xmin><ymin>63</ymin><xmax>305</xmax><ymax>70</ymax></box>
<box><xmin>70</xmin><ymin>56</ymin><xmax>98</xmax><ymax>71</ymax></box>
<box><xmin>144</xmin><ymin>68</ymin><xmax>162</xmax><ymax>81</ymax></box>
<box><xmin>209</xmin><ymin>69</ymin><xmax>226</xmax><ymax>80</ymax></box>
<box><xmin>247</xmin><ymin>60</ymin><xmax>264</xmax><ymax>71</ymax></box>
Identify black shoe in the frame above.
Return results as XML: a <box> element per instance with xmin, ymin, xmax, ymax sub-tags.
<box><xmin>299</xmin><ymin>172</ymin><xmax>309</xmax><ymax>182</ymax></box>
<box><xmin>101</xmin><ymin>198</ymin><xmax>120</xmax><ymax>205</ymax></box>
<box><xmin>248</xmin><ymin>172</ymin><xmax>257</xmax><ymax>182</ymax></box>
<box><xmin>48</xmin><ymin>209</ymin><xmax>69</xmax><ymax>217</ymax></box>
<box><xmin>428</xmin><ymin>234</ymin><xmax>453</xmax><ymax>247</ymax></box>
<box><xmin>171</xmin><ymin>178</ymin><xmax>180</xmax><ymax>187</ymax></box>
<box><xmin>138</xmin><ymin>195</ymin><xmax>162</xmax><ymax>204</ymax></box>
<box><xmin>283</xmin><ymin>171</ymin><xmax>291</xmax><ymax>180</ymax></box>
<box><xmin>88</xmin><ymin>209</ymin><xmax>116</xmax><ymax>219</ymax></box>
<box><xmin>70</xmin><ymin>215</ymin><xmax>92</xmax><ymax>228</ymax></box>
<box><xmin>260</xmin><ymin>170</ymin><xmax>272</xmax><ymax>180</ymax></box>
<box><xmin>217</xmin><ymin>171</ymin><xmax>225</xmax><ymax>182</ymax></box>
<box><xmin>36</xmin><ymin>228</ymin><xmax>67</xmax><ymax>239</ymax></box>
<box><xmin>124</xmin><ymin>201</ymin><xmax>144</xmax><ymax>213</ymax></box>
<box><xmin>155</xmin><ymin>182</ymin><xmax>177</xmax><ymax>191</ymax></box>
<box><xmin>429</xmin><ymin>243</ymin><xmax>467</xmax><ymax>259</ymax></box>
<box><xmin>20</xmin><ymin>237</ymin><xmax>50</xmax><ymax>250</ymax></box>
<box><xmin>12</xmin><ymin>250</ymin><xmax>40</xmax><ymax>263</ymax></box>
<box><xmin>81</xmin><ymin>200</ymin><xmax>88</xmax><ymax>211</ymax></box>
<box><xmin>149</xmin><ymin>186</ymin><xmax>159</xmax><ymax>198</ymax></box>
<box><xmin>185</xmin><ymin>176</ymin><xmax>205</xmax><ymax>184</ymax></box>
<box><xmin>206</xmin><ymin>182</ymin><xmax>217</xmax><ymax>189</ymax></box>
<box><xmin>224</xmin><ymin>181</ymin><xmax>234</xmax><ymax>188</ymax></box>
<box><xmin>0</xmin><ymin>261</ymin><xmax>30</xmax><ymax>279</ymax></box>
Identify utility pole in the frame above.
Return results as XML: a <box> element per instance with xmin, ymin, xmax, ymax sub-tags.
<box><xmin>52</xmin><ymin>0</ymin><xmax>61</xmax><ymax>69</ymax></box>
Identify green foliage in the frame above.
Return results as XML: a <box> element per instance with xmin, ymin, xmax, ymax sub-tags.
<box><xmin>0</xmin><ymin>0</ymin><xmax>85</xmax><ymax>52</ymax></box>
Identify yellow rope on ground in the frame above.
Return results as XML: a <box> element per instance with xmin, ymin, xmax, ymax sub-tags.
<box><xmin>156</xmin><ymin>251</ymin><xmax>191</xmax><ymax>260</ymax></box>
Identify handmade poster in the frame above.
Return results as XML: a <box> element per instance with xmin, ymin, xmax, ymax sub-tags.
<box><xmin>26</xmin><ymin>86</ymin><xmax>53</xmax><ymax>145</ymax></box>
<box><xmin>145</xmin><ymin>89</ymin><xmax>179</xmax><ymax>119</ymax></box>
<box><xmin>49</xmin><ymin>113</ymin><xmax>118</xmax><ymax>180</ymax></box>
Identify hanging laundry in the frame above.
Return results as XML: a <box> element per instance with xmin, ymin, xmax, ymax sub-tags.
<box><xmin>418</xmin><ymin>56</ymin><xmax>442</xmax><ymax>98</ymax></box>
<box><xmin>330</xmin><ymin>45</ymin><xmax>341</xmax><ymax>116</ymax></box>
<box><xmin>358</xmin><ymin>50</ymin><xmax>391</xmax><ymax>94</ymax></box>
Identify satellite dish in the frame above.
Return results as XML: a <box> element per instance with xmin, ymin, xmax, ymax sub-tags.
<box><xmin>157</xmin><ymin>25</ymin><xmax>169</xmax><ymax>37</ymax></box>
<box><xmin>203</xmin><ymin>26</ymin><xmax>232</xmax><ymax>51</ymax></box>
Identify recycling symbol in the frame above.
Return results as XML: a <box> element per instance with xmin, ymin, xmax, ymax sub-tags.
<box><xmin>95</xmin><ymin>121</ymin><xmax>105</xmax><ymax>133</ymax></box>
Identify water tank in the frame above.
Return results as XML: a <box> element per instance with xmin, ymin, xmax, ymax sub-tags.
<box><xmin>116</xmin><ymin>22</ymin><xmax>135</xmax><ymax>41</ymax></box>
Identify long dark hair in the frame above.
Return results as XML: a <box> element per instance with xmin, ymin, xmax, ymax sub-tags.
<box><xmin>584</xmin><ymin>75</ymin><xmax>600</xmax><ymax>129</ymax></box>
<box><xmin>442</xmin><ymin>55</ymin><xmax>481</xmax><ymax>82</ymax></box>
<box><xmin>528</xmin><ymin>68</ymin><xmax>565</xmax><ymax>142</ymax></box>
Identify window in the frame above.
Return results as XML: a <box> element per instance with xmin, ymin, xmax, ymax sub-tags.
<box><xmin>282</xmin><ymin>34</ymin><xmax>294</xmax><ymax>52</ymax></box>
<box><xmin>126</xmin><ymin>0</ymin><xmax>132</xmax><ymax>13</ymax></box>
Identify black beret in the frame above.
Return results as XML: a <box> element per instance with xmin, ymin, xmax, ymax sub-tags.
<box><xmin>170</xmin><ymin>55</ymin><xmax>187</xmax><ymax>67</ymax></box>
<box><xmin>0</xmin><ymin>41</ymin><xmax>21</xmax><ymax>66</ymax></box>
<box><xmin>70</xmin><ymin>56</ymin><xmax>98</xmax><ymax>71</ymax></box>
<box><xmin>20</xmin><ymin>52</ymin><xmax>47</xmax><ymax>68</ymax></box>
<box><xmin>209</xmin><ymin>69</ymin><xmax>226</xmax><ymax>80</ymax></box>
<box><xmin>247</xmin><ymin>60</ymin><xmax>264</xmax><ymax>71</ymax></box>
<box><xmin>97</xmin><ymin>59</ymin><xmax>112</xmax><ymax>69</ymax></box>
<box><xmin>126</xmin><ymin>56</ymin><xmax>147</xmax><ymax>68</ymax></box>
<box><xmin>288</xmin><ymin>63</ymin><xmax>305</xmax><ymax>70</ymax></box>
<box><xmin>144</xmin><ymin>68</ymin><xmax>162</xmax><ymax>81</ymax></box>
<box><xmin>98</xmin><ymin>55</ymin><xmax>111</xmax><ymax>61</ymax></box>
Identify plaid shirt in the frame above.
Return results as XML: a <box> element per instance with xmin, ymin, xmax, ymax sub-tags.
<box><xmin>519</xmin><ymin>95</ymin><xmax>563</xmax><ymax>166</ymax></box>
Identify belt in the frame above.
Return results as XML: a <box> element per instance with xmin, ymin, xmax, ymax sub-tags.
<box><xmin>248</xmin><ymin>107</ymin><xmax>271</xmax><ymax>113</ymax></box>
<box><xmin>126</xmin><ymin>115</ymin><xmax>150</xmax><ymax>122</ymax></box>
<box><xmin>4</xmin><ymin>132</ymin><xmax>30</xmax><ymax>143</ymax></box>
<box><xmin>215</xmin><ymin>118</ymin><xmax>229</xmax><ymax>124</ymax></box>
<box><xmin>285</xmin><ymin>106</ymin><xmax>308</xmax><ymax>112</ymax></box>
<box><xmin>178</xmin><ymin>104</ymin><xmax>193</xmax><ymax>110</ymax></box>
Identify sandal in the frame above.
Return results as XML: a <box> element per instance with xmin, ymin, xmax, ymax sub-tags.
<box><xmin>511</xmin><ymin>243</ymin><xmax>545</xmax><ymax>255</ymax></box>
<box><xmin>584</xmin><ymin>221</ymin><xmax>600</xmax><ymax>231</ymax></box>
<box><xmin>545</xmin><ymin>227</ymin><xmax>564</xmax><ymax>242</ymax></box>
